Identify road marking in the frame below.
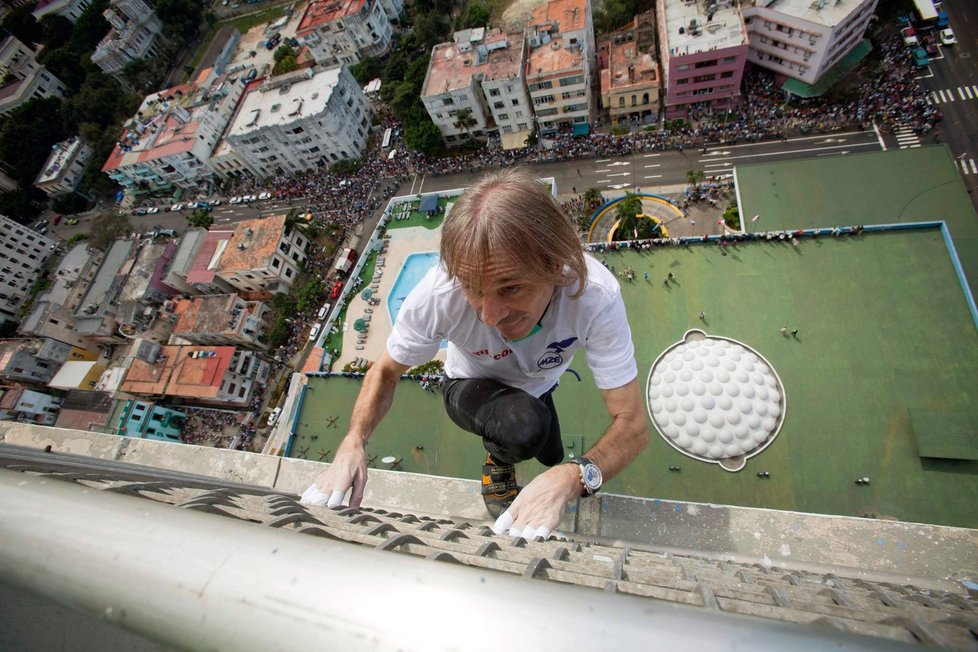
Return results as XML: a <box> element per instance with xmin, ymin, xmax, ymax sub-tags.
<box><xmin>958</xmin><ymin>87</ymin><xmax>967</xmax><ymax>100</ymax></box>
<box><xmin>643</xmin><ymin>174</ymin><xmax>662</xmax><ymax>179</ymax></box>
<box><xmin>699</xmin><ymin>141</ymin><xmax>878</xmax><ymax>162</ymax></box>
<box><xmin>713</xmin><ymin>130</ymin><xmax>873</xmax><ymax>151</ymax></box>
<box><xmin>972</xmin><ymin>159</ymin><xmax>978</xmax><ymax>175</ymax></box>
<box><xmin>704</xmin><ymin>162</ymin><xmax>733</xmax><ymax>168</ymax></box>
<box><xmin>596</xmin><ymin>159</ymin><xmax>611</xmax><ymax>163</ymax></box>
<box><xmin>608</xmin><ymin>161</ymin><xmax>631</xmax><ymax>167</ymax></box>
<box><xmin>596</xmin><ymin>169</ymin><xmax>610</xmax><ymax>173</ymax></box>
<box><xmin>643</xmin><ymin>164</ymin><xmax>661</xmax><ymax>168</ymax></box>
<box><xmin>642</xmin><ymin>153</ymin><xmax>661</xmax><ymax>158</ymax></box>
<box><xmin>966</xmin><ymin>86</ymin><xmax>975</xmax><ymax>100</ymax></box>
<box><xmin>606</xmin><ymin>172</ymin><xmax>630</xmax><ymax>177</ymax></box>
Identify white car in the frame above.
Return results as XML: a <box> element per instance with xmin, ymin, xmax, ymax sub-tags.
<box><xmin>308</xmin><ymin>323</ymin><xmax>321</xmax><ymax>341</ymax></box>
<box><xmin>243</xmin><ymin>194</ymin><xmax>258</xmax><ymax>203</ymax></box>
<box><xmin>170</xmin><ymin>203</ymin><xmax>184</xmax><ymax>211</ymax></box>
<box><xmin>317</xmin><ymin>302</ymin><xmax>332</xmax><ymax>320</ymax></box>
<box><xmin>229</xmin><ymin>196</ymin><xmax>243</xmax><ymax>204</ymax></box>
<box><xmin>940</xmin><ymin>28</ymin><xmax>956</xmax><ymax>46</ymax></box>
<box><xmin>266</xmin><ymin>406</ymin><xmax>282</xmax><ymax>427</ymax></box>
<box><xmin>258</xmin><ymin>191</ymin><xmax>272</xmax><ymax>200</ymax></box>
<box><xmin>209</xmin><ymin>199</ymin><xmax>222</xmax><ymax>206</ymax></box>
<box><xmin>146</xmin><ymin>207</ymin><xmax>160</xmax><ymax>214</ymax></box>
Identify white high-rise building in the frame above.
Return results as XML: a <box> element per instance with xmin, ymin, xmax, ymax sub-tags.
<box><xmin>0</xmin><ymin>215</ymin><xmax>56</xmax><ymax>327</ymax></box>
<box><xmin>0</xmin><ymin>35</ymin><xmax>67</xmax><ymax>117</ymax></box>
<box><xmin>223</xmin><ymin>66</ymin><xmax>370</xmax><ymax>176</ymax></box>
<box><xmin>294</xmin><ymin>0</ymin><xmax>403</xmax><ymax>67</ymax></box>
<box><xmin>91</xmin><ymin>0</ymin><xmax>163</xmax><ymax>76</ymax></box>
<box><xmin>743</xmin><ymin>0</ymin><xmax>877</xmax><ymax>87</ymax></box>
<box><xmin>35</xmin><ymin>137</ymin><xmax>94</xmax><ymax>198</ymax></box>
<box><xmin>32</xmin><ymin>0</ymin><xmax>93</xmax><ymax>23</ymax></box>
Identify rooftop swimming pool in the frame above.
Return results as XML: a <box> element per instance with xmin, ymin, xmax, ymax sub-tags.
<box><xmin>388</xmin><ymin>251</ymin><xmax>440</xmax><ymax>327</ymax></box>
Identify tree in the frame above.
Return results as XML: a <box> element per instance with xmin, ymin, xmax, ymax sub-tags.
<box><xmin>0</xmin><ymin>188</ymin><xmax>44</xmax><ymax>223</ymax></box>
<box><xmin>0</xmin><ymin>3</ymin><xmax>44</xmax><ymax>47</ymax></box>
<box><xmin>686</xmin><ymin>169</ymin><xmax>705</xmax><ymax>187</ymax></box>
<box><xmin>405</xmin><ymin>119</ymin><xmax>443</xmax><ymax>156</ymax></box>
<box><xmin>582</xmin><ymin>187</ymin><xmax>604</xmax><ymax>212</ymax></box>
<box><xmin>614</xmin><ymin>193</ymin><xmax>659</xmax><ymax>241</ymax></box>
<box><xmin>463</xmin><ymin>3</ymin><xmax>490</xmax><ymax>28</ymax></box>
<box><xmin>87</xmin><ymin>211</ymin><xmax>132</xmax><ymax>251</ymax></box>
<box><xmin>0</xmin><ymin>97</ymin><xmax>69</xmax><ymax>188</ymax></box>
<box><xmin>452</xmin><ymin>107</ymin><xmax>477</xmax><ymax>136</ymax></box>
<box><xmin>272</xmin><ymin>54</ymin><xmax>299</xmax><ymax>75</ymax></box>
<box><xmin>723</xmin><ymin>200</ymin><xmax>741</xmax><ymax>230</ymax></box>
<box><xmin>350</xmin><ymin>55</ymin><xmax>383</xmax><ymax>84</ymax></box>
<box><xmin>186</xmin><ymin>209</ymin><xmax>213</xmax><ymax>229</ymax></box>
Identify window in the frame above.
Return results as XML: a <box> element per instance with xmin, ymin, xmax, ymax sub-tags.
<box><xmin>559</xmin><ymin>75</ymin><xmax>584</xmax><ymax>87</ymax></box>
<box><xmin>618</xmin><ymin>97</ymin><xmax>625</xmax><ymax>107</ymax></box>
<box><xmin>511</xmin><ymin>99</ymin><xmax>519</xmax><ymax>106</ymax></box>
<box><xmin>693</xmin><ymin>74</ymin><xmax>716</xmax><ymax>83</ymax></box>
<box><xmin>489</xmin><ymin>88</ymin><xmax>500</xmax><ymax>96</ymax></box>
<box><xmin>285</xmin><ymin>268</ymin><xmax>293</xmax><ymax>278</ymax></box>
<box><xmin>720</xmin><ymin>71</ymin><xmax>734</xmax><ymax>79</ymax></box>
<box><xmin>494</xmin><ymin>101</ymin><xmax>504</xmax><ymax>109</ymax></box>
<box><xmin>677</xmin><ymin>78</ymin><xmax>689</xmax><ymax>84</ymax></box>
<box><xmin>443</xmin><ymin>97</ymin><xmax>454</xmax><ymax>106</ymax></box>
<box><xmin>498</xmin><ymin>113</ymin><xmax>509</xmax><ymax>120</ymax></box>
<box><xmin>694</xmin><ymin>59</ymin><xmax>717</xmax><ymax>68</ymax></box>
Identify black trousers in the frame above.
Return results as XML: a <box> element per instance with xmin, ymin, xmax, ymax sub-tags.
<box><xmin>442</xmin><ymin>377</ymin><xmax>564</xmax><ymax>467</ymax></box>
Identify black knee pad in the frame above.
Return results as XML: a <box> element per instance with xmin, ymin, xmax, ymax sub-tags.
<box><xmin>481</xmin><ymin>393</ymin><xmax>552</xmax><ymax>463</ymax></box>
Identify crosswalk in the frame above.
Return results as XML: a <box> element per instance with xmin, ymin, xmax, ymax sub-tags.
<box><xmin>958</xmin><ymin>158</ymin><xmax>978</xmax><ymax>176</ymax></box>
<box><xmin>928</xmin><ymin>85</ymin><xmax>978</xmax><ymax>104</ymax></box>
<box><xmin>893</xmin><ymin>126</ymin><xmax>921</xmax><ymax>149</ymax></box>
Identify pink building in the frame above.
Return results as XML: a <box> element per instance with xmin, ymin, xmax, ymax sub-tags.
<box><xmin>657</xmin><ymin>0</ymin><xmax>749</xmax><ymax>121</ymax></box>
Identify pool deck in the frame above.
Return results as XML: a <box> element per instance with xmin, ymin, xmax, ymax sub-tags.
<box><xmin>336</xmin><ymin>222</ymin><xmax>447</xmax><ymax>370</ymax></box>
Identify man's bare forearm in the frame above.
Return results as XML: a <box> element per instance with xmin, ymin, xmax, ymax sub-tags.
<box><xmin>583</xmin><ymin>380</ymin><xmax>649</xmax><ymax>481</ymax></box>
<box><xmin>344</xmin><ymin>354</ymin><xmax>408</xmax><ymax>446</ymax></box>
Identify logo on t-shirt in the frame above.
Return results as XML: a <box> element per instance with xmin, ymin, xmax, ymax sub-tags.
<box><xmin>537</xmin><ymin>336</ymin><xmax>578</xmax><ymax>369</ymax></box>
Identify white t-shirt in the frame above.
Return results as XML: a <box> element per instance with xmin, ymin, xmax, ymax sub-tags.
<box><xmin>387</xmin><ymin>254</ymin><xmax>637</xmax><ymax>397</ymax></box>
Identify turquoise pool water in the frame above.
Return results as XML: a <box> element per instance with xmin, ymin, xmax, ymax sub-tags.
<box><xmin>388</xmin><ymin>251</ymin><xmax>440</xmax><ymax>326</ymax></box>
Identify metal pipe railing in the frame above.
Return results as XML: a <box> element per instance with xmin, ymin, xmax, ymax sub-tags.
<box><xmin>0</xmin><ymin>468</ymin><xmax>910</xmax><ymax>651</ymax></box>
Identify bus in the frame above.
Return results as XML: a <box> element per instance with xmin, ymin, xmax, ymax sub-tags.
<box><xmin>381</xmin><ymin>127</ymin><xmax>393</xmax><ymax>150</ymax></box>
<box><xmin>912</xmin><ymin>0</ymin><xmax>948</xmax><ymax>29</ymax></box>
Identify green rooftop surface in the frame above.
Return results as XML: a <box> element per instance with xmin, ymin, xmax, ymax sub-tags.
<box><xmin>909</xmin><ymin>409</ymin><xmax>978</xmax><ymax>461</ymax></box>
<box><xmin>293</xmin><ymin>228</ymin><xmax>978</xmax><ymax>528</ymax></box>
<box><xmin>736</xmin><ymin>145</ymin><xmax>978</xmax><ymax>299</ymax></box>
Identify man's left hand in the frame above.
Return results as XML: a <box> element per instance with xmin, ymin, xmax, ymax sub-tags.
<box><xmin>490</xmin><ymin>463</ymin><xmax>581</xmax><ymax>540</ymax></box>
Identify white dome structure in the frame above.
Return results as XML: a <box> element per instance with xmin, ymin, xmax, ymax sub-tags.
<box><xmin>647</xmin><ymin>329</ymin><xmax>786</xmax><ymax>472</ymax></box>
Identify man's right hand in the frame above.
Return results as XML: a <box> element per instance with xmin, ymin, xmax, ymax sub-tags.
<box><xmin>299</xmin><ymin>437</ymin><xmax>368</xmax><ymax>508</ymax></box>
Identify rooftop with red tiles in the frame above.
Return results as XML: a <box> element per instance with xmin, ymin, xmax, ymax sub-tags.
<box><xmin>217</xmin><ymin>215</ymin><xmax>287</xmax><ymax>276</ymax></box>
<box><xmin>296</xmin><ymin>0</ymin><xmax>366</xmax><ymax>36</ymax></box>
<box><xmin>529</xmin><ymin>0</ymin><xmax>587</xmax><ymax>32</ymax></box>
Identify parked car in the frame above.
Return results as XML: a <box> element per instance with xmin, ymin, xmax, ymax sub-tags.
<box><xmin>132</xmin><ymin>208</ymin><xmax>147</xmax><ymax>216</ymax></box>
<box><xmin>266</xmin><ymin>406</ymin><xmax>282</xmax><ymax>427</ymax></box>
<box><xmin>209</xmin><ymin>199</ymin><xmax>222</xmax><ymax>206</ymax></box>
<box><xmin>243</xmin><ymin>194</ymin><xmax>258</xmax><ymax>202</ymax></box>
<box><xmin>901</xmin><ymin>26</ymin><xmax>918</xmax><ymax>46</ymax></box>
<box><xmin>258</xmin><ymin>191</ymin><xmax>272</xmax><ymax>200</ymax></box>
<box><xmin>229</xmin><ymin>196</ymin><xmax>243</xmax><ymax>204</ymax></box>
<box><xmin>66</xmin><ymin>217</ymin><xmax>78</xmax><ymax>225</ymax></box>
<box><xmin>52</xmin><ymin>214</ymin><xmax>62</xmax><ymax>226</ymax></box>
<box><xmin>170</xmin><ymin>203</ymin><xmax>184</xmax><ymax>211</ymax></box>
<box><xmin>146</xmin><ymin>207</ymin><xmax>160</xmax><ymax>214</ymax></box>
<box><xmin>940</xmin><ymin>28</ymin><xmax>956</xmax><ymax>46</ymax></box>
<box><xmin>317</xmin><ymin>302</ymin><xmax>332</xmax><ymax>320</ymax></box>
<box><xmin>308</xmin><ymin>323</ymin><xmax>321</xmax><ymax>341</ymax></box>
<box><xmin>911</xmin><ymin>47</ymin><xmax>929</xmax><ymax>68</ymax></box>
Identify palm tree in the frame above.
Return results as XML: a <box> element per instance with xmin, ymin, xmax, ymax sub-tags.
<box><xmin>452</xmin><ymin>107</ymin><xmax>477</xmax><ymax>138</ymax></box>
<box><xmin>185</xmin><ymin>208</ymin><xmax>213</xmax><ymax>229</ymax></box>
<box><xmin>582</xmin><ymin>187</ymin><xmax>604</xmax><ymax>212</ymax></box>
<box><xmin>284</xmin><ymin>207</ymin><xmax>311</xmax><ymax>237</ymax></box>
<box><xmin>686</xmin><ymin>168</ymin><xmax>706</xmax><ymax>187</ymax></box>
<box><xmin>614</xmin><ymin>192</ymin><xmax>659</xmax><ymax>241</ymax></box>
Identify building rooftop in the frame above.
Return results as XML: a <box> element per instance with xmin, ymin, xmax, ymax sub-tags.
<box><xmin>600</xmin><ymin>22</ymin><xmax>659</xmax><ymax>95</ymax></box>
<box><xmin>526</xmin><ymin>34</ymin><xmax>585</xmax><ymax>78</ymax></box>
<box><xmin>172</xmin><ymin>294</ymin><xmax>241</xmax><ymax>336</ymax></box>
<box><xmin>295</xmin><ymin>0</ymin><xmax>366</xmax><ymax>36</ymax></box>
<box><xmin>663</xmin><ymin>0</ymin><xmax>746</xmax><ymax>57</ymax></box>
<box><xmin>51</xmin><ymin>389</ymin><xmax>115</xmax><ymax>431</ymax></box>
<box><xmin>73</xmin><ymin>239</ymin><xmax>134</xmax><ymax>319</ymax></box>
<box><xmin>35</xmin><ymin>136</ymin><xmax>86</xmax><ymax>184</ymax></box>
<box><xmin>226</xmin><ymin>67</ymin><xmax>342</xmax><ymax>139</ymax></box>
<box><xmin>217</xmin><ymin>214</ymin><xmax>287</xmax><ymax>275</ymax></box>
<box><xmin>186</xmin><ymin>228</ymin><xmax>235</xmax><ymax>285</ymax></box>
<box><xmin>120</xmin><ymin>345</ymin><xmax>235</xmax><ymax>399</ymax></box>
<box><xmin>529</xmin><ymin>0</ymin><xmax>587</xmax><ymax>33</ymax></box>
<box><xmin>750</xmin><ymin>0</ymin><xmax>867</xmax><ymax>27</ymax></box>
<box><xmin>423</xmin><ymin>30</ymin><xmax>524</xmax><ymax>98</ymax></box>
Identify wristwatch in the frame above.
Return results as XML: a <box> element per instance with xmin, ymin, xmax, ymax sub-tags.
<box><xmin>568</xmin><ymin>457</ymin><xmax>602</xmax><ymax>497</ymax></box>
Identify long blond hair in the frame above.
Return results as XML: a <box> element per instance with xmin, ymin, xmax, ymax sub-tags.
<box><xmin>441</xmin><ymin>168</ymin><xmax>587</xmax><ymax>298</ymax></box>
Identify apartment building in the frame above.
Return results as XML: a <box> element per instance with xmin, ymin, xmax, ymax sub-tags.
<box><xmin>0</xmin><ymin>337</ymin><xmax>81</xmax><ymax>385</ymax></box>
<box><xmin>223</xmin><ymin>66</ymin><xmax>370</xmax><ymax>176</ymax></box>
<box><xmin>525</xmin><ymin>0</ymin><xmax>596</xmax><ymax>136</ymax></box>
<box><xmin>598</xmin><ymin>10</ymin><xmax>661</xmax><ymax>126</ymax></box>
<box><xmin>183</xmin><ymin>229</ymin><xmax>237</xmax><ymax>295</ymax></box>
<box><xmin>19</xmin><ymin>243</ymin><xmax>103</xmax><ymax>349</ymax></box>
<box><xmin>71</xmin><ymin>238</ymin><xmax>135</xmax><ymax>342</ymax></box>
<box><xmin>294</xmin><ymin>0</ymin><xmax>403</xmax><ymax>67</ymax></box>
<box><xmin>657</xmin><ymin>0</ymin><xmax>749</xmax><ymax>120</ymax></box>
<box><xmin>119</xmin><ymin>344</ymin><xmax>270</xmax><ymax>407</ymax></box>
<box><xmin>35</xmin><ymin>136</ymin><xmax>94</xmax><ymax>198</ymax></box>
<box><xmin>421</xmin><ymin>28</ymin><xmax>500</xmax><ymax>146</ymax></box>
<box><xmin>170</xmin><ymin>294</ymin><xmax>270</xmax><ymax>350</ymax></box>
<box><xmin>0</xmin><ymin>386</ymin><xmax>63</xmax><ymax>425</ymax></box>
<box><xmin>91</xmin><ymin>0</ymin><xmax>163</xmax><ymax>75</ymax></box>
<box><xmin>115</xmin><ymin>399</ymin><xmax>186</xmax><ymax>442</ymax></box>
<box><xmin>743</xmin><ymin>0</ymin><xmax>877</xmax><ymax>87</ymax></box>
<box><xmin>0</xmin><ymin>35</ymin><xmax>67</xmax><ymax>116</ymax></box>
<box><xmin>102</xmin><ymin>75</ymin><xmax>246</xmax><ymax>191</ymax></box>
<box><xmin>0</xmin><ymin>215</ymin><xmax>56</xmax><ymax>328</ymax></box>
<box><xmin>32</xmin><ymin>0</ymin><xmax>92</xmax><ymax>23</ymax></box>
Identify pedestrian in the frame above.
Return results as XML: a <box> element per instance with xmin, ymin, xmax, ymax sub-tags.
<box><xmin>667</xmin><ymin>272</ymin><xmax>675</xmax><ymax>281</ymax></box>
<box><xmin>791</xmin><ymin>329</ymin><xmax>798</xmax><ymax>337</ymax></box>
<box><xmin>663</xmin><ymin>277</ymin><xmax>669</xmax><ymax>287</ymax></box>
<box><xmin>301</xmin><ymin>168</ymin><xmax>648</xmax><ymax>541</ymax></box>
<box><xmin>643</xmin><ymin>272</ymin><xmax>649</xmax><ymax>282</ymax></box>
<box><xmin>572</xmin><ymin>186</ymin><xmax>576</xmax><ymax>194</ymax></box>
<box><xmin>780</xmin><ymin>326</ymin><xmax>788</xmax><ymax>337</ymax></box>
<box><xmin>699</xmin><ymin>311</ymin><xmax>705</xmax><ymax>321</ymax></box>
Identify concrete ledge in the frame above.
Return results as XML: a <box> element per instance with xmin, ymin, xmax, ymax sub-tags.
<box><xmin>3</xmin><ymin>423</ymin><xmax>975</xmax><ymax>587</ymax></box>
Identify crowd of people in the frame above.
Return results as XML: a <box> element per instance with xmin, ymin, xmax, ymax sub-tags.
<box><xmin>180</xmin><ymin>406</ymin><xmax>246</xmax><ymax>447</ymax></box>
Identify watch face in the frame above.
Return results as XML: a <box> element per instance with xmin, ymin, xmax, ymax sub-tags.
<box><xmin>582</xmin><ymin>463</ymin><xmax>602</xmax><ymax>490</ymax></box>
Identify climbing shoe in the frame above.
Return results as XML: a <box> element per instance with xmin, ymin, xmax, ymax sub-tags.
<box><xmin>481</xmin><ymin>453</ymin><xmax>519</xmax><ymax>518</ymax></box>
